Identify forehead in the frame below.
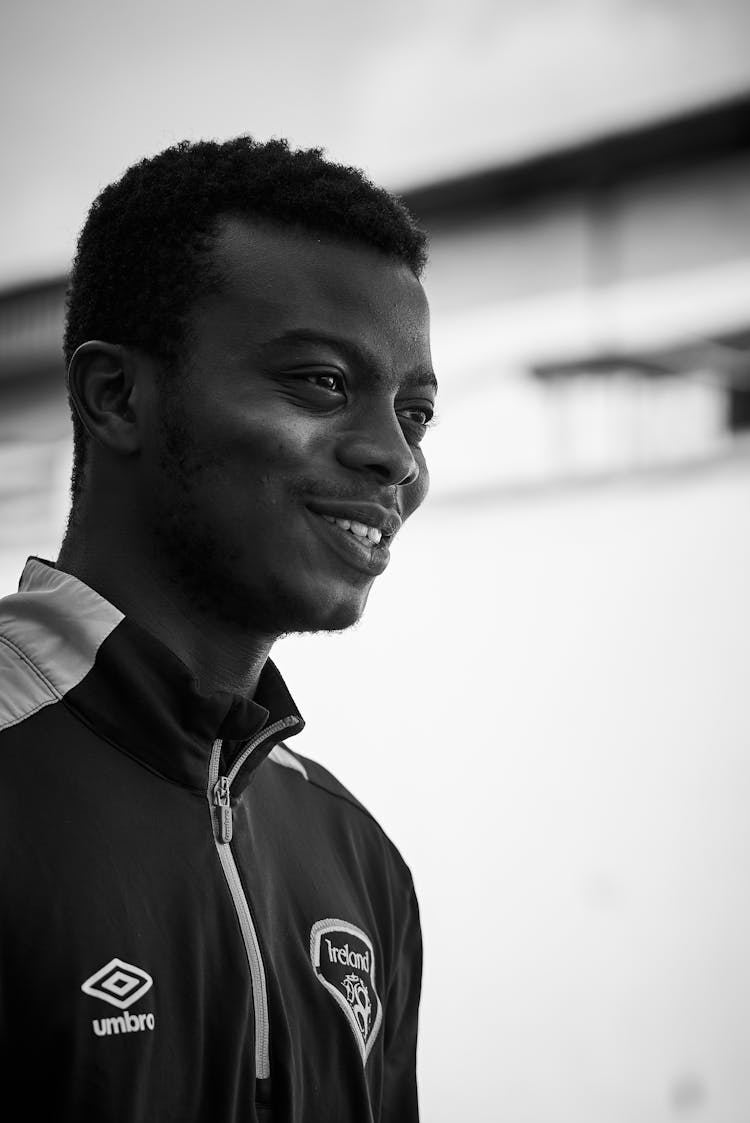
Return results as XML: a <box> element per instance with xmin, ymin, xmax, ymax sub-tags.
<box><xmin>193</xmin><ymin>217</ymin><xmax>431</xmax><ymax>372</ymax></box>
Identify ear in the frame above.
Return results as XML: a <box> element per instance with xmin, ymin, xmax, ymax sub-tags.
<box><xmin>66</xmin><ymin>341</ymin><xmax>142</xmax><ymax>456</ymax></box>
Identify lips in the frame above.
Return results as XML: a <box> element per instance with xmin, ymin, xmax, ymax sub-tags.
<box><xmin>304</xmin><ymin>498</ymin><xmax>402</xmax><ymax>539</ymax></box>
<box><xmin>305</xmin><ymin>506</ymin><xmax>392</xmax><ymax>577</ymax></box>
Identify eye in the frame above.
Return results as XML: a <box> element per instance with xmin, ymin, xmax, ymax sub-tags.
<box><xmin>399</xmin><ymin>405</ymin><xmax>434</xmax><ymax>427</ymax></box>
<box><xmin>398</xmin><ymin>403</ymin><xmax>437</xmax><ymax>441</ymax></box>
<box><xmin>303</xmin><ymin>372</ymin><xmax>345</xmax><ymax>394</ymax></box>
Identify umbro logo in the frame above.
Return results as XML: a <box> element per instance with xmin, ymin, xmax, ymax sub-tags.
<box><xmin>309</xmin><ymin>919</ymin><xmax>382</xmax><ymax>1064</ymax></box>
<box><xmin>82</xmin><ymin>958</ymin><xmax>152</xmax><ymax>1009</ymax></box>
<box><xmin>81</xmin><ymin>958</ymin><xmax>155</xmax><ymax>1037</ymax></box>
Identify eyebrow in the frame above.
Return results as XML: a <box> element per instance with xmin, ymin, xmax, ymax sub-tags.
<box><xmin>258</xmin><ymin>328</ymin><xmax>438</xmax><ymax>393</ymax></box>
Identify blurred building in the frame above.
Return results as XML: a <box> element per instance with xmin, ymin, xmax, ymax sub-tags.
<box><xmin>414</xmin><ymin>92</ymin><xmax>750</xmax><ymax>506</ymax></box>
<box><xmin>0</xmin><ymin>278</ymin><xmax>72</xmax><ymax>582</ymax></box>
<box><xmin>1</xmin><ymin>93</ymin><xmax>749</xmax><ymax>585</ymax></box>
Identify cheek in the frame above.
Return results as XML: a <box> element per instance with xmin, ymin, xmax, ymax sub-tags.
<box><xmin>208</xmin><ymin>423</ymin><xmax>318</xmax><ymax>515</ymax></box>
<box><xmin>215</xmin><ymin>416</ymin><xmax>309</xmax><ymax>475</ymax></box>
<box><xmin>404</xmin><ymin>452</ymin><xmax>430</xmax><ymax>517</ymax></box>
<box><xmin>417</xmin><ymin>447</ymin><xmax>430</xmax><ymax>490</ymax></box>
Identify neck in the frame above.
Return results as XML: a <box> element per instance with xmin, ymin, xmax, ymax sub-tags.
<box><xmin>56</xmin><ymin>535</ymin><xmax>277</xmax><ymax>700</ymax></box>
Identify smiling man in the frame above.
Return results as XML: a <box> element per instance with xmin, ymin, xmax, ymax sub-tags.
<box><xmin>0</xmin><ymin>138</ymin><xmax>436</xmax><ymax>1122</ymax></box>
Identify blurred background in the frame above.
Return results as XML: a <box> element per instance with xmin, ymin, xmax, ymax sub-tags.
<box><xmin>2</xmin><ymin>1</ymin><xmax>749</xmax><ymax>1118</ymax></box>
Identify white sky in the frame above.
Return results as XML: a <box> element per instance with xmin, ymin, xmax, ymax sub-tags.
<box><xmin>1</xmin><ymin>0</ymin><xmax>749</xmax><ymax>287</ymax></box>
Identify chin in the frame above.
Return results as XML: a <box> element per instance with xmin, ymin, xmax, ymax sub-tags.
<box><xmin>295</xmin><ymin>596</ymin><xmax>367</xmax><ymax>636</ymax></box>
<box><xmin>275</xmin><ymin>581</ymin><xmax>371</xmax><ymax>636</ymax></box>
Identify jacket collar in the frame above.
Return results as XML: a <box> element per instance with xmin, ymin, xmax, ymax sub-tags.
<box><xmin>10</xmin><ymin>556</ymin><xmax>304</xmax><ymax>794</ymax></box>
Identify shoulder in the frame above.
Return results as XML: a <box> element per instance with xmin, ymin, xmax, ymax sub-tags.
<box><xmin>269</xmin><ymin>741</ymin><xmax>369</xmax><ymax>814</ymax></box>
<box><xmin>266</xmin><ymin>741</ymin><xmax>416</xmax><ymax>882</ymax></box>
<box><xmin>0</xmin><ymin>627</ymin><xmax>60</xmax><ymax>735</ymax></box>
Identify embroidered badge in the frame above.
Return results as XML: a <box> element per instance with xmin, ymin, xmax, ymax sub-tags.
<box><xmin>309</xmin><ymin>918</ymin><xmax>383</xmax><ymax>1064</ymax></box>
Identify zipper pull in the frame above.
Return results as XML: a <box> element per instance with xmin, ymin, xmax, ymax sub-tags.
<box><xmin>213</xmin><ymin>775</ymin><xmax>233</xmax><ymax>843</ymax></box>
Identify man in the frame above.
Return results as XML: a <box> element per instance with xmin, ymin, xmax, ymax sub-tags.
<box><xmin>0</xmin><ymin>137</ymin><xmax>437</xmax><ymax>1121</ymax></box>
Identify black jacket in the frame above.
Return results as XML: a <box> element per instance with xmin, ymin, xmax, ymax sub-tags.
<box><xmin>0</xmin><ymin>557</ymin><xmax>421</xmax><ymax>1122</ymax></box>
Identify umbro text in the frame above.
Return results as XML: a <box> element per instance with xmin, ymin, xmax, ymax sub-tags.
<box><xmin>325</xmin><ymin>938</ymin><xmax>369</xmax><ymax>972</ymax></box>
<box><xmin>92</xmin><ymin>1012</ymin><xmax>155</xmax><ymax>1036</ymax></box>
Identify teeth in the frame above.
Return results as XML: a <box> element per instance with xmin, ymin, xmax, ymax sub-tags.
<box><xmin>320</xmin><ymin>514</ymin><xmax>383</xmax><ymax>545</ymax></box>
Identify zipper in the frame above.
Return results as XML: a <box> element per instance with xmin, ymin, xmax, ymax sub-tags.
<box><xmin>206</xmin><ymin>715</ymin><xmax>301</xmax><ymax>1080</ymax></box>
<box><xmin>226</xmin><ymin>716</ymin><xmax>300</xmax><ymax>788</ymax></box>
<box><xmin>213</xmin><ymin>775</ymin><xmax>232</xmax><ymax>843</ymax></box>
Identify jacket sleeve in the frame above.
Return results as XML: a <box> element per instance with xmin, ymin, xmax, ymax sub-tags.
<box><xmin>380</xmin><ymin>875</ymin><xmax>423</xmax><ymax>1122</ymax></box>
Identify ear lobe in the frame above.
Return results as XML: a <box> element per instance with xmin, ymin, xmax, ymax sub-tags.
<box><xmin>66</xmin><ymin>340</ymin><xmax>141</xmax><ymax>455</ymax></box>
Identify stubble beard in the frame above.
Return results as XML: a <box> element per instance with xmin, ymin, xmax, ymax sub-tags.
<box><xmin>150</xmin><ymin>394</ymin><xmax>364</xmax><ymax>639</ymax></box>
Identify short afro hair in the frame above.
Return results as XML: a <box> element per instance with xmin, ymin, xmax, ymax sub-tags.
<box><xmin>62</xmin><ymin>135</ymin><xmax>429</xmax><ymax>515</ymax></box>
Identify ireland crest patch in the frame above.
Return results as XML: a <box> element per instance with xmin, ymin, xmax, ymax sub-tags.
<box><xmin>309</xmin><ymin>918</ymin><xmax>383</xmax><ymax>1064</ymax></box>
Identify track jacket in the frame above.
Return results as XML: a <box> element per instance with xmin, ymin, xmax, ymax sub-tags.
<box><xmin>0</xmin><ymin>557</ymin><xmax>422</xmax><ymax>1122</ymax></box>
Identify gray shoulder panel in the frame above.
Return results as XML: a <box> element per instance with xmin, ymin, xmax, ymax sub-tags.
<box><xmin>267</xmin><ymin>743</ymin><xmax>310</xmax><ymax>779</ymax></box>
<box><xmin>0</xmin><ymin>557</ymin><xmax>123</xmax><ymax>734</ymax></box>
<box><xmin>0</xmin><ymin>634</ymin><xmax>60</xmax><ymax>732</ymax></box>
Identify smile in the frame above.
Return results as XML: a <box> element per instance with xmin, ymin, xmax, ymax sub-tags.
<box><xmin>320</xmin><ymin>515</ymin><xmax>383</xmax><ymax>544</ymax></box>
<box><xmin>306</xmin><ymin>509</ymin><xmax>391</xmax><ymax>577</ymax></box>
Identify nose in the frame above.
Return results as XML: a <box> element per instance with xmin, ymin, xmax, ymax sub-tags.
<box><xmin>335</xmin><ymin>403</ymin><xmax>420</xmax><ymax>487</ymax></box>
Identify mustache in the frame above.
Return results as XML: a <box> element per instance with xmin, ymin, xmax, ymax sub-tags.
<box><xmin>292</xmin><ymin>476</ymin><xmax>398</xmax><ymax>505</ymax></box>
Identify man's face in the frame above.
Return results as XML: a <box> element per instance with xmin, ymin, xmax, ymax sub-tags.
<box><xmin>137</xmin><ymin>218</ymin><xmax>435</xmax><ymax>637</ymax></box>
